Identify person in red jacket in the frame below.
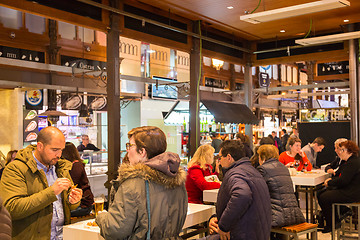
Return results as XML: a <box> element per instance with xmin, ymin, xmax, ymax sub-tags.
<box><xmin>279</xmin><ymin>137</ymin><xmax>312</xmax><ymax>172</ymax></box>
<box><xmin>186</xmin><ymin>145</ymin><xmax>221</xmax><ymax>203</ymax></box>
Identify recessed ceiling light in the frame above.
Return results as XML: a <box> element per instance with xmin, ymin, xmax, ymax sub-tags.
<box><xmin>227</xmin><ymin>6</ymin><xmax>234</xmax><ymax>9</ymax></box>
<box><xmin>280</xmin><ymin>30</ymin><xmax>285</xmax><ymax>33</ymax></box>
<box><xmin>344</xmin><ymin>19</ymin><xmax>349</xmax><ymax>22</ymax></box>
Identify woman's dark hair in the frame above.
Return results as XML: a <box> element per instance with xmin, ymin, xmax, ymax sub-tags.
<box><xmin>6</xmin><ymin>150</ymin><xmax>17</xmax><ymax>165</ymax></box>
<box><xmin>62</xmin><ymin>142</ymin><xmax>83</xmax><ymax>163</ymax></box>
<box><xmin>220</xmin><ymin>140</ymin><xmax>245</xmax><ymax>161</ymax></box>
<box><xmin>260</xmin><ymin>137</ymin><xmax>275</xmax><ymax>145</ymax></box>
<box><xmin>128</xmin><ymin>126</ymin><xmax>167</xmax><ymax>159</ymax></box>
<box><xmin>294</xmin><ymin>153</ymin><xmax>304</xmax><ymax>164</ymax></box>
<box><xmin>339</xmin><ymin>140</ymin><xmax>359</xmax><ymax>157</ymax></box>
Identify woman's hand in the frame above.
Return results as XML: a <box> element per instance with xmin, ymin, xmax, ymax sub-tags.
<box><xmin>299</xmin><ymin>150</ymin><xmax>305</xmax><ymax>158</ymax></box>
<box><xmin>285</xmin><ymin>162</ymin><xmax>294</xmax><ymax>168</ymax></box>
<box><xmin>324</xmin><ymin>178</ymin><xmax>331</xmax><ymax>187</ymax></box>
<box><xmin>327</xmin><ymin>169</ymin><xmax>335</xmax><ymax>175</ymax></box>
<box><xmin>209</xmin><ymin>217</ymin><xmax>219</xmax><ymax>234</ymax></box>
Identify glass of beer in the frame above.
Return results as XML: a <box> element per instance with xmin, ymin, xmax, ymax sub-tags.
<box><xmin>94</xmin><ymin>196</ymin><xmax>105</xmax><ymax>217</ymax></box>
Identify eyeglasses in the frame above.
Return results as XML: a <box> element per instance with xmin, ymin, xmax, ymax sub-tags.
<box><xmin>126</xmin><ymin>142</ymin><xmax>136</xmax><ymax>150</ymax></box>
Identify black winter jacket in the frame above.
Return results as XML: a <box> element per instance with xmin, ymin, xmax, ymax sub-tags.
<box><xmin>257</xmin><ymin>158</ymin><xmax>305</xmax><ymax>227</ymax></box>
<box><xmin>0</xmin><ymin>196</ymin><xmax>11</xmax><ymax>240</ymax></box>
<box><xmin>327</xmin><ymin>154</ymin><xmax>360</xmax><ymax>200</ymax></box>
<box><xmin>216</xmin><ymin>158</ymin><xmax>271</xmax><ymax>240</ymax></box>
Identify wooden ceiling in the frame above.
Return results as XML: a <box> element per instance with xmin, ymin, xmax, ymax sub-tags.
<box><xmin>134</xmin><ymin>0</ymin><xmax>360</xmax><ymax>41</ymax></box>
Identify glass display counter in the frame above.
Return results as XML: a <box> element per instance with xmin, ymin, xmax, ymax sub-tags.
<box><xmin>80</xmin><ymin>151</ymin><xmax>108</xmax><ymax>176</ymax></box>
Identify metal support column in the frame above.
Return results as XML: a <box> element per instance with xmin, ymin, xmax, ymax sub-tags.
<box><xmin>189</xmin><ymin>20</ymin><xmax>201</xmax><ymax>157</ymax></box>
<box><xmin>244</xmin><ymin>60</ymin><xmax>253</xmax><ymax>148</ymax></box>
<box><xmin>106</xmin><ymin>0</ymin><xmax>121</xmax><ymax>192</ymax></box>
<box><xmin>348</xmin><ymin>24</ymin><xmax>359</xmax><ymax>145</ymax></box>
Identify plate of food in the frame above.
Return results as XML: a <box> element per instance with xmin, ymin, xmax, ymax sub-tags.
<box><xmin>84</xmin><ymin>220</ymin><xmax>98</xmax><ymax>229</ymax></box>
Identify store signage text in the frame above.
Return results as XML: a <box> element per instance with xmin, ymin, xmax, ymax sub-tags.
<box><xmin>317</xmin><ymin>61</ymin><xmax>349</xmax><ymax>76</ymax></box>
<box><xmin>300</xmin><ymin>108</ymin><xmax>350</xmax><ymax>122</ymax></box>
<box><xmin>61</xmin><ymin>56</ymin><xmax>106</xmax><ymax>71</ymax></box>
<box><xmin>0</xmin><ymin>45</ymin><xmax>45</xmax><ymax>63</ymax></box>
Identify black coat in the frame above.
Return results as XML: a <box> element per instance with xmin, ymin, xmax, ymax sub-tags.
<box><xmin>0</xmin><ymin>196</ymin><xmax>12</xmax><ymax>240</ymax></box>
<box><xmin>257</xmin><ymin>158</ymin><xmax>305</xmax><ymax>227</ymax></box>
<box><xmin>327</xmin><ymin>154</ymin><xmax>360</xmax><ymax>200</ymax></box>
<box><xmin>216</xmin><ymin>158</ymin><xmax>271</xmax><ymax>240</ymax></box>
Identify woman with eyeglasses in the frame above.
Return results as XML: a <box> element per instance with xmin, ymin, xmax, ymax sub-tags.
<box><xmin>95</xmin><ymin>126</ymin><xmax>187</xmax><ymax>239</ymax></box>
<box><xmin>186</xmin><ymin>145</ymin><xmax>220</xmax><ymax>204</ymax></box>
<box><xmin>279</xmin><ymin>137</ymin><xmax>312</xmax><ymax>171</ymax></box>
<box><xmin>317</xmin><ymin>140</ymin><xmax>360</xmax><ymax>233</ymax></box>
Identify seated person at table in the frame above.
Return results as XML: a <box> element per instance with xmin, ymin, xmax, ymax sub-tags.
<box><xmin>77</xmin><ymin>135</ymin><xmax>100</xmax><ymax>152</ymax></box>
<box><xmin>208</xmin><ymin>140</ymin><xmax>271</xmax><ymax>240</ymax></box>
<box><xmin>325</xmin><ymin>138</ymin><xmax>348</xmax><ymax>175</ymax></box>
<box><xmin>317</xmin><ymin>140</ymin><xmax>360</xmax><ymax>233</ymax></box>
<box><xmin>279</xmin><ymin>137</ymin><xmax>312</xmax><ymax>171</ymax></box>
<box><xmin>257</xmin><ymin>145</ymin><xmax>305</xmax><ymax>231</ymax></box>
<box><xmin>186</xmin><ymin>145</ymin><xmax>221</xmax><ymax>204</ymax></box>
<box><xmin>95</xmin><ymin>126</ymin><xmax>187</xmax><ymax>239</ymax></box>
<box><xmin>251</xmin><ymin>136</ymin><xmax>275</xmax><ymax>168</ymax></box>
<box><xmin>62</xmin><ymin>142</ymin><xmax>94</xmax><ymax>217</ymax></box>
<box><xmin>301</xmin><ymin>137</ymin><xmax>326</xmax><ymax>168</ymax></box>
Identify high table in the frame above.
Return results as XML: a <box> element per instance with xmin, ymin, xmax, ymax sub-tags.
<box><xmin>203</xmin><ymin>170</ymin><xmax>330</xmax><ymax>223</ymax></box>
<box><xmin>63</xmin><ymin>203</ymin><xmax>215</xmax><ymax>240</ymax></box>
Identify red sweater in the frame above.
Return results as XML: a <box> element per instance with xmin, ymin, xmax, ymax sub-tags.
<box><xmin>185</xmin><ymin>164</ymin><xmax>221</xmax><ymax>204</ymax></box>
<box><xmin>279</xmin><ymin>152</ymin><xmax>313</xmax><ymax>171</ymax></box>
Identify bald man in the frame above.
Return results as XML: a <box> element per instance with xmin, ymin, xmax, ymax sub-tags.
<box><xmin>0</xmin><ymin>126</ymin><xmax>82</xmax><ymax>240</ymax></box>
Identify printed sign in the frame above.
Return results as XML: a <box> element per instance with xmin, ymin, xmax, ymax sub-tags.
<box><xmin>317</xmin><ymin>61</ymin><xmax>349</xmax><ymax>76</ymax></box>
<box><xmin>259</xmin><ymin>72</ymin><xmax>270</xmax><ymax>87</ymax></box>
<box><xmin>25</xmin><ymin>90</ymin><xmax>43</xmax><ymax>110</ymax></box>
<box><xmin>0</xmin><ymin>45</ymin><xmax>45</xmax><ymax>63</ymax></box>
<box><xmin>61</xmin><ymin>56</ymin><xmax>106</xmax><ymax>71</ymax></box>
<box><xmin>300</xmin><ymin>108</ymin><xmax>350</xmax><ymax>122</ymax></box>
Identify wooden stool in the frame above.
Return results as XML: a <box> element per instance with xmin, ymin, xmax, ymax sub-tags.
<box><xmin>271</xmin><ymin>222</ymin><xmax>318</xmax><ymax>240</ymax></box>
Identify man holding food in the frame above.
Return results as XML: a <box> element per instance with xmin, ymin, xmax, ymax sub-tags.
<box><xmin>0</xmin><ymin>126</ymin><xmax>82</xmax><ymax>240</ymax></box>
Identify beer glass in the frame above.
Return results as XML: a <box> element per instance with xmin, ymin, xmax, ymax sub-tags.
<box><xmin>94</xmin><ymin>196</ymin><xmax>105</xmax><ymax>217</ymax></box>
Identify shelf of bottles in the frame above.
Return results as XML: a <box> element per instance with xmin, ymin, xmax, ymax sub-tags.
<box><xmin>164</xmin><ymin>111</ymin><xmax>241</xmax><ymax>158</ymax></box>
<box><xmin>204</xmin><ymin>77</ymin><xmax>229</xmax><ymax>89</ymax></box>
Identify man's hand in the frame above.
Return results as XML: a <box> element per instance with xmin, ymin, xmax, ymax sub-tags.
<box><xmin>327</xmin><ymin>169</ymin><xmax>335</xmax><ymax>175</ymax></box>
<box><xmin>219</xmin><ymin>228</ymin><xmax>230</xmax><ymax>240</ymax></box>
<box><xmin>69</xmin><ymin>188</ymin><xmax>83</xmax><ymax>204</ymax></box>
<box><xmin>209</xmin><ymin>217</ymin><xmax>219</xmax><ymax>235</ymax></box>
<box><xmin>52</xmin><ymin>178</ymin><xmax>71</xmax><ymax>195</ymax></box>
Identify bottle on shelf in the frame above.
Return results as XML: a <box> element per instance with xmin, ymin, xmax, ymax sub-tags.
<box><xmin>182</xmin><ymin>117</ymin><xmax>186</xmax><ymax>132</ymax></box>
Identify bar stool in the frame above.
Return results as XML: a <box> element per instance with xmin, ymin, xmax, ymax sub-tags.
<box><xmin>332</xmin><ymin>202</ymin><xmax>360</xmax><ymax>240</ymax></box>
<box><xmin>271</xmin><ymin>222</ymin><xmax>318</xmax><ymax>240</ymax></box>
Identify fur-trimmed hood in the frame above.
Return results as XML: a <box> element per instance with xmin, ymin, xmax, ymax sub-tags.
<box><xmin>117</xmin><ymin>152</ymin><xmax>186</xmax><ymax>189</ymax></box>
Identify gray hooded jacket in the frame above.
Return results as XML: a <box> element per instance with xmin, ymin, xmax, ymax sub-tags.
<box><xmin>96</xmin><ymin>152</ymin><xmax>188</xmax><ymax>240</ymax></box>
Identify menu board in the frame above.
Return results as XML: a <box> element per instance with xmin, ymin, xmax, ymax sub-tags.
<box><xmin>23</xmin><ymin>109</ymin><xmax>39</xmax><ymax>143</ymax></box>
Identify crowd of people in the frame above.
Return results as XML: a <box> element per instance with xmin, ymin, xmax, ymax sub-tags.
<box><xmin>1</xmin><ymin>126</ymin><xmax>360</xmax><ymax>239</ymax></box>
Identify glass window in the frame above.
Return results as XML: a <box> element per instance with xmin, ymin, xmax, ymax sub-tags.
<box><xmin>0</xmin><ymin>6</ymin><xmax>22</xmax><ymax>29</ymax></box>
<box><xmin>58</xmin><ymin>21</ymin><xmax>76</xmax><ymax>40</ymax></box>
<box><xmin>25</xmin><ymin>13</ymin><xmax>45</xmax><ymax>34</ymax></box>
